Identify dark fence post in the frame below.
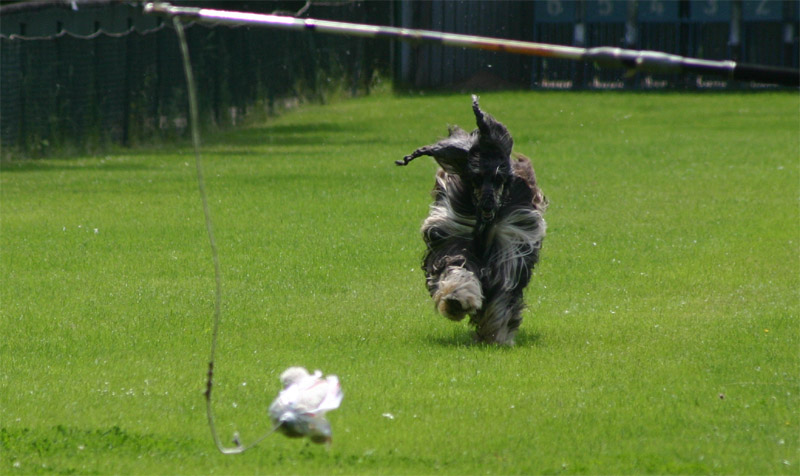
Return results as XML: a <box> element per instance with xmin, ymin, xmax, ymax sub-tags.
<box><xmin>742</xmin><ymin>0</ymin><xmax>784</xmax><ymax>68</ymax></box>
<box><xmin>636</xmin><ymin>0</ymin><xmax>682</xmax><ymax>89</ymax></box>
<box><xmin>786</xmin><ymin>1</ymin><xmax>800</xmax><ymax>70</ymax></box>
<box><xmin>0</xmin><ymin>40</ymin><xmax>22</xmax><ymax>148</ymax></box>
<box><xmin>532</xmin><ymin>0</ymin><xmax>578</xmax><ymax>89</ymax></box>
<box><xmin>584</xmin><ymin>0</ymin><xmax>630</xmax><ymax>89</ymax></box>
<box><xmin>686</xmin><ymin>0</ymin><xmax>732</xmax><ymax>88</ymax></box>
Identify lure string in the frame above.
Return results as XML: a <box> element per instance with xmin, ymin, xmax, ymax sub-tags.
<box><xmin>173</xmin><ymin>17</ymin><xmax>276</xmax><ymax>455</ymax></box>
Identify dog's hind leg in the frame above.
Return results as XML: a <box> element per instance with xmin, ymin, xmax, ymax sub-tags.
<box><xmin>504</xmin><ymin>309</ymin><xmax>524</xmax><ymax>346</ymax></box>
<box><xmin>472</xmin><ymin>293</ymin><xmax>524</xmax><ymax>346</ymax></box>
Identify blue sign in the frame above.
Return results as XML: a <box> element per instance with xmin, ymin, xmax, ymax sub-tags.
<box><xmin>585</xmin><ymin>0</ymin><xmax>628</xmax><ymax>23</ymax></box>
<box><xmin>688</xmin><ymin>0</ymin><xmax>732</xmax><ymax>22</ymax></box>
<box><xmin>534</xmin><ymin>0</ymin><xmax>576</xmax><ymax>23</ymax></box>
<box><xmin>742</xmin><ymin>0</ymin><xmax>783</xmax><ymax>21</ymax></box>
<box><xmin>638</xmin><ymin>0</ymin><xmax>680</xmax><ymax>22</ymax></box>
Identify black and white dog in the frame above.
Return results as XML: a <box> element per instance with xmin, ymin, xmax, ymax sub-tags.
<box><xmin>397</xmin><ymin>96</ymin><xmax>547</xmax><ymax>345</ymax></box>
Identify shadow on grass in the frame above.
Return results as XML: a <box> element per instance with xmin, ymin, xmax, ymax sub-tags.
<box><xmin>1</xmin><ymin>158</ymin><xmax>153</xmax><ymax>174</ymax></box>
<box><xmin>208</xmin><ymin>120</ymin><xmax>381</xmax><ymax>148</ymax></box>
<box><xmin>427</xmin><ymin>328</ymin><xmax>542</xmax><ymax>349</ymax></box>
<box><xmin>0</xmin><ymin>424</ymin><xmax>200</xmax><ymax>462</ymax></box>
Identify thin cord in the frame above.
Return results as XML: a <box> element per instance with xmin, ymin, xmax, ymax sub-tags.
<box><xmin>173</xmin><ymin>17</ymin><xmax>275</xmax><ymax>455</ymax></box>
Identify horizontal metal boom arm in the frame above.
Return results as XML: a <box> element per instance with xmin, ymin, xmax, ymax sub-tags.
<box><xmin>144</xmin><ymin>2</ymin><xmax>799</xmax><ymax>87</ymax></box>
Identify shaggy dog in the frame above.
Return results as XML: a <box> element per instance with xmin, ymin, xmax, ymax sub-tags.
<box><xmin>396</xmin><ymin>96</ymin><xmax>547</xmax><ymax>345</ymax></box>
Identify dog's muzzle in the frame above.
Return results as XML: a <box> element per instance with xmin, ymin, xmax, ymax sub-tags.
<box><xmin>478</xmin><ymin>188</ymin><xmax>500</xmax><ymax>221</ymax></box>
<box><xmin>480</xmin><ymin>203</ymin><xmax>495</xmax><ymax>220</ymax></box>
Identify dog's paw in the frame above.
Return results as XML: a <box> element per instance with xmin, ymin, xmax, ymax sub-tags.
<box><xmin>473</xmin><ymin>329</ymin><xmax>515</xmax><ymax>347</ymax></box>
<box><xmin>439</xmin><ymin>297</ymin><xmax>469</xmax><ymax>321</ymax></box>
<box><xmin>433</xmin><ymin>267</ymin><xmax>482</xmax><ymax>321</ymax></box>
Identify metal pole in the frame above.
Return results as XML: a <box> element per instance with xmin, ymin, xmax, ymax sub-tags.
<box><xmin>144</xmin><ymin>2</ymin><xmax>799</xmax><ymax>87</ymax></box>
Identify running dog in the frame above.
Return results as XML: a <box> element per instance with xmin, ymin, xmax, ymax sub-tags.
<box><xmin>396</xmin><ymin>96</ymin><xmax>547</xmax><ymax>345</ymax></box>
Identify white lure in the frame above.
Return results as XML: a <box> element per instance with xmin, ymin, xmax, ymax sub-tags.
<box><xmin>268</xmin><ymin>367</ymin><xmax>343</xmax><ymax>444</ymax></box>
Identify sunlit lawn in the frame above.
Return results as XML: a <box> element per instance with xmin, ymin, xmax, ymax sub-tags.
<box><xmin>1</xmin><ymin>91</ymin><xmax>798</xmax><ymax>474</ymax></box>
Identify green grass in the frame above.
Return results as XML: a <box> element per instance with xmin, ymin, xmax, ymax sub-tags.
<box><xmin>1</xmin><ymin>91</ymin><xmax>798</xmax><ymax>474</ymax></box>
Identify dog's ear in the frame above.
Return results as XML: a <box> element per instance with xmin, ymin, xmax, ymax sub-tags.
<box><xmin>396</xmin><ymin>125</ymin><xmax>473</xmax><ymax>175</ymax></box>
<box><xmin>472</xmin><ymin>95</ymin><xmax>513</xmax><ymax>158</ymax></box>
<box><xmin>512</xmin><ymin>153</ymin><xmax>549</xmax><ymax>212</ymax></box>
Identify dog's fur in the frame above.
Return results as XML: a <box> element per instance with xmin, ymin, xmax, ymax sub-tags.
<box><xmin>396</xmin><ymin>96</ymin><xmax>547</xmax><ymax>345</ymax></box>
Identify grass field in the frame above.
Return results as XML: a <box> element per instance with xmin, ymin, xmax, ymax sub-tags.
<box><xmin>1</xmin><ymin>91</ymin><xmax>798</xmax><ymax>474</ymax></box>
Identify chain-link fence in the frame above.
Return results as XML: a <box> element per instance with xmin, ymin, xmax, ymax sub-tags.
<box><xmin>3</xmin><ymin>1</ymin><xmax>798</xmax><ymax>156</ymax></box>
<box><xmin>0</xmin><ymin>1</ymin><xmax>391</xmax><ymax>156</ymax></box>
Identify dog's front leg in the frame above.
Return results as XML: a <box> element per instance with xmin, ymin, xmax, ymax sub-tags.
<box><xmin>431</xmin><ymin>265</ymin><xmax>483</xmax><ymax>321</ymax></box>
